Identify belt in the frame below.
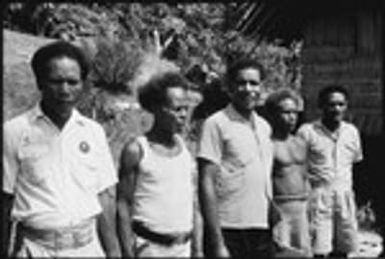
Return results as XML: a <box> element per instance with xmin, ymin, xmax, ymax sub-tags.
<box><xmin>17</xmin><ymin>219</ymin><xmax>94</xmax><ymax>250</ymax></box>
<box><xmin>132</xmin><ymin>221</ymin><xmax>191</xmax><ymax>246</ymax></box>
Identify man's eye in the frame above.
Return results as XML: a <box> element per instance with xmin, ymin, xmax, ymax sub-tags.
<box><xmin>48</xmin><ymin>79</ymin><xmax>62</xmax><ymax>84</ymax></box>
<box><xmin>236</xmin><ymin>80</ymin><xmax>260</xmax><ymax>86</ymax></box>
<box><xmin>248</xmin><ymin>81</ymin><xmax>260</xmax><ymax>85</ymax></box>
<box><xmin>67</xmin><ymin>80</ymin><xmax>79</xmax><ymax>85</ymax></box>
<box><xmin>48</xmin><ymin>79</ymin><xmax>79</xmax><ymax>85</ymax></box>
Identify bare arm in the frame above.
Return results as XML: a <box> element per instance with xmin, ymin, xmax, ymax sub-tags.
<box><xmin>191</xmin><ymin>169</ymin><xmax>203</xmax><ymax>257</ymax></box>
<box><xmin>198</xmin><ymin>158</ymin><xmax>229</xmax><ymax>258</ymax></box>
<box><xmin>117</xmin><ymin>139</ymin><xmax>141</xmax><ymax>257</ymax></box>
<box><xmin>97</xmin><ymin>186</ymin><xmax>121</xmax><ymax>257</ymax></box>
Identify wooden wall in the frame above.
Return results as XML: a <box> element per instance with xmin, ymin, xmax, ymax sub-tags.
<box><xmin>301</xmin><ymin>9</ymin><xmax>383</xmax><ymax>136</ymax></box>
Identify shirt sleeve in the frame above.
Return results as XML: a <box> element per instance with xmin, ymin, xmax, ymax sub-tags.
<box><xmin>94</xmin><ymin>125</ymin><xmax>118</xmax><ymax>193</ymax></box>
<box><xmin>196</xmin><ymin>116</ymin><xmax>223</xmax><ymax>165</ymax></box>
<box><xmin>352</xmin><ymin>127</ymin><xmax>363</xmax><ymax>163</ymax></box>
<box><xmin>3</xmin><ymin>122</ymin><xmax>19</xmax><ymax>194</ymax></box>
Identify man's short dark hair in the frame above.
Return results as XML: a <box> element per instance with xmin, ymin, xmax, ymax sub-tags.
<box><xmin>226</xmin><ymin>58</ymin><xmax>265</xmax><ymax>89</ymax></box>
<box><xmin>138</xmin><ymin>72</ymin><xmax>189</xmax><ymax>113</ymax></box>
<box><xmin>317</xmin><ymin>85</ymin><xmax>349</xmax><ymax>108</ymax></box>
<box><xmin>31</xmin><ymin>41</ymin><xmax>90</xmax><ymax>83</ymax></box>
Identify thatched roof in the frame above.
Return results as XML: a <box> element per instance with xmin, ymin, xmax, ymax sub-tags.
<box><xmin>231</xmin><ymin>0</ymin><xmax>384</xmax><ymax>44</ymax></box>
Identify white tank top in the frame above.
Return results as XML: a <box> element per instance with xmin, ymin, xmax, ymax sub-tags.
<box><xmin>132</xmin><ymin>135</ymin><xmax>194</xmax><ymax>233</ymax></box>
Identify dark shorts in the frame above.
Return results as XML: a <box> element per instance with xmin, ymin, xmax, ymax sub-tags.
<box><xmin>204</xmin><ymin>227</ymin><xmax>273</xmax><ymax>258</ymax></box>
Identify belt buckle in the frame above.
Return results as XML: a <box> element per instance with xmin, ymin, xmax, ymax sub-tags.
<box><xmin>74</xmin><ymin>228</ymin><xmax>92</xmax><ymax>247</ymax></box>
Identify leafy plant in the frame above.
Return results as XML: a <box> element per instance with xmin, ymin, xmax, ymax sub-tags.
<box><xmin>87</xmin><ymin>36</ymin><xmax>143</xmax><ymax>94</ymax></box>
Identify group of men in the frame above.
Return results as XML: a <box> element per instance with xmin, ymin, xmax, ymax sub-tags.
<box><xmin>3</xmin><ymin>40</ymin><xmax>364</xmax><ymax>258</ymax></box>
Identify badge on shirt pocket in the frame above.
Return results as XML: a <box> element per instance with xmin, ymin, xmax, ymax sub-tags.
<box><xmin>74</xmin><ymin>140</ymin><xmax>98</xmax><ymax>191</ymax></box>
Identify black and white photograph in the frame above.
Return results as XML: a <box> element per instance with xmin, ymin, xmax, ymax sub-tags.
<box><xmin>2</xmin><ymin>1</ymin><xmax>384</xmax><ymax>258</ymax></box>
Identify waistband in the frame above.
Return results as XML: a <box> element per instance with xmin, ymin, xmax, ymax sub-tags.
<box><xmin>309</xmin><ymin>180</ymin><xmax>352</xmax><ymax>191</ymax></box>
<box><xmin>16</xmin><ymin>218</ymin><xmax>94</xmax><ymax>250</ymax></box>
<box><xmin>132</xmin><ymin>221</ymin><xmax>191</xmax><ymax>246</ymax></box>
<box><xmin>274</xmin><ymin>193</ymin><xmax>308</xmax><ymax>202</ymax></box>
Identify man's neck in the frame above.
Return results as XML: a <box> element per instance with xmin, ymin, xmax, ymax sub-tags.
<box><xmin>40</xmin><ymin>101</ymin><xmax>72</xmax><ymax>130</ymax></box>
<box><xmin>321</xmin><ymin>118</ymin><xmax>341</xmax><ymax>132</ymax></box>
<box><xmin>232</xmin><ymin>103</ymin><xmax>253</xmax><ymax>121</ymax></box>
<box><xmin>147</xmin><ymin>124</ymin><xmax>176</xmax><ymax>148</ymax></box>
<box><xmin>272</xmin><ymin>128</ymin><xmax>291</xmax><ymax>141</ymax></box>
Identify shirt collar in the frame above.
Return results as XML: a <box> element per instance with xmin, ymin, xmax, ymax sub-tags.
<box><xmin>225</xmin><ymin>103</ymin><xmax>259</xmax><ymax>125</ymax></box>
<box><xmin>30</xmin><ymin>103</ymin><xmax>86</xmax><ymax>127</ymax></box>
<box><xmin>314</xmin><ymin>119</ymin><xmax>348</xmax><ymax>140</ymax></box>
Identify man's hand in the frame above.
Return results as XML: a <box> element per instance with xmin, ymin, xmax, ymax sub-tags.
<box><xmin>214</xmin><ymin>243</ymin><xmax>231</xmax><ymax>258</ymax></box>
<box><xmin>269</xmin><ymin>200</ymin><xmax>282</xmax><ymax>227</ymax></box>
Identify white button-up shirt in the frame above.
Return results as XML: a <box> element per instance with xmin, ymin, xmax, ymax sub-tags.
<box><xmin>3</xmin><ymin>104</ymin><xmax>118</xmax><ymax>228</ymax></box>
<box><xmin>297</xmin><ymin>120</ymin><xmax>363</xmax><ymax>190</ymax></box>
<box><xmin>197</xmin><ymin>104</ymin><xmax>273</xmax><ymax>228</ymax></box>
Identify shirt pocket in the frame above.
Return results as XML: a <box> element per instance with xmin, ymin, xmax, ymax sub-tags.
<box><xmin>18</xmin><ymin>145</ymin><xmax>50</xmax><ymax>185</ymax></box>
<box><xmin>215</xmin><ymin>157</ymin><xmax>246</xmax><ymax>199</ymax></box>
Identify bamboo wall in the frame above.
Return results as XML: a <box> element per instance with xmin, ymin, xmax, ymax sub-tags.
<box><xmin>301</xmin><ymin>9</ymin><xmax>383</xmax><ymax>136</ymax></box>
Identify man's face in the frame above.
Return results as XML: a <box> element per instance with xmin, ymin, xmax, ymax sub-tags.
<box><xmin>229</xmin><ymin>68</ymin><xmax>262</xmax><ymax>113</ymax></box>
<box><xmin>160</xmin><ymin>87</ymin><xmax>189</xmax><ymax>134</ymax></box>
<box><xmin>39</xmin><ymin>57</ymin><xmax>83</xmax><ymax>113</ymax></box>
<box><xmin>276</xmin><ymin>97</ymin><xmax>299</xmax><ymax>133</ymax></box>
<box><xmin>321</xmin><ymin>92</ymin><xmax>348</xmax><ymax>123</ymax></box>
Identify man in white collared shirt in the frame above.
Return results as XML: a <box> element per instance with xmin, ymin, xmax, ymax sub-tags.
<box><xmin>297</xmin><ymin>85</ymin><xmax>363</xmax><ymax>257</ymax></box>
<box><xmin>197</xmin><ymin>58</ymin><xmax>274</xmax><ymax>258</ymax></box>
<box><xmin>3</xmin><ymin>41</ymin><xmax>120</xmax><ymax>257</ymax></box>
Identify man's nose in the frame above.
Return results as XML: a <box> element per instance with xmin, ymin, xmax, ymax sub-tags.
<box><xmin>246</xmin><ymin>83</ymin><xmax>258</xmax><ymax>91</ymax></box>
<box><xmin>58</xmin><ymin>82</ymin><xmax>71</xmax><ymax>93</ymax></box>
<box><xmin>333</xmin><ymin>104</ymin><xmax>343</xmax><ymax>111</ymax></box>
<box><xmin>290</xmin><ymin>112</ymin><xmax>298</xmax><ymax>122</ymax></box>
<box><xmin>179</xmin><ymin>108</ymin><xmax>188</xmax><ymax>119</ymax></box>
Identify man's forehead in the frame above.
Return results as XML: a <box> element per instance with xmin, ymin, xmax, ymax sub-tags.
<box><xmin>328</xmin><ymin>92</ymin><xmax>347</xmax><ymax>101</ymax></box>
<box><xmin>166</xmin><ymin>87</ymin><xmax>188</xmax><ymax>103</ymax></box>
<box><xmin>278</xmin><ymin>97</ymin><xmax>298</xmax><ymax>107</ymax></box>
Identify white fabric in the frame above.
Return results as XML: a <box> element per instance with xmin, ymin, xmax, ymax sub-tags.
<box><xmin>3</xmin><ymin>104</ymin><xmax>118</xmax><ymax>228</ymax></box>
<box><xmin>197</xmin><ymin>104</ymin><xmax>273</xmax><ymax>228</ymax></box>
<box><xmin>308</xmin><ymin>186</ymin><xmax>358</xmax><ymax>255</ymax></box>
<box><xmin>273</xmin><ymin>200</ymin><xmax>312</xmax><ymax>257</ymax></box>
<box><xmin>297</xmin><ymin>120</ymin><xmax>363</xmax><ymax>190</ymax></box>
<box><xmin>132</xmin><ymin>135</ymin><xmax>194</xmax><ymax>233</ymax></box>
<box><xmin>12</xmin><ymin>220</ymin><xmax>105</xmax><ymax>258</ymax></box>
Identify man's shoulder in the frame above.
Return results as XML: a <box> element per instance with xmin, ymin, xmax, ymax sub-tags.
<box><xmin>342</xmin><ymin>121</ymin><xmax>360</xmax><ymax>131</ymax></box>
<box><xmin>296</xmin><ymin>121</ymin><xmax>319</xmax><ymax>142</ymax></box>
<box><xmin>76</xmin><ymin>112</ymin><xmax>105</xmax><ymax>132</ymax></box>
<box><xmin>202</xmin><ymin>108</ymin><xmax>228</xmax><ymax>128</ymax></box>
<box><xmin>4</xmin><ymin>109</ymin><xmax>33</xmax><ymax>132</ymax></box>
<box><xmin>341</xmin><ymin>121</ymin><xmax>361</xmax><ymax>136</ymax></box>
<box><xmin>254</xmin><ymin>113</ymin><xmax>272</xmax><ymax>132</ymax></box>
<box><xmin>120</xmin><ymin>135</ymin><xmax>143</xmax><ymax>167</ymax></box>
<box><xmin>297</xmin><ymin>120</ymin><xmax>318</xmax><ymax>134</ymax></box>
<box><xmin>206</xmin><ymin>108</ymin><xmax>227</xmax><ymax>121</ymax></box>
